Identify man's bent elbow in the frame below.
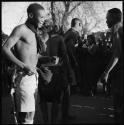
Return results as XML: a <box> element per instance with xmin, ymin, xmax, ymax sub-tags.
<box><xmin>2</xmin><ymin>46</ymin><xmax>10</xmax><ymax>56</ymax></box>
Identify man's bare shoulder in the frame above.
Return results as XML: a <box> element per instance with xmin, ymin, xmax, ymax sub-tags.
<box><xmin>13</xmin><ymin>24</ymin><xmax>28</xmax><ymax>34</ymax></box>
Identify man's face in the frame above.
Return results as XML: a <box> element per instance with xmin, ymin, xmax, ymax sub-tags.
<box><xmin>34</xmin><ymin>9</ymin><xmax>46</xmax><ymax>28</ymax></box>
<box><xmin>106</xmin><ymin>12</ymin><xmax>114</xmax><ymax>28</ymax></box>
<box><xmin>76</xmin><ymin>20</ymin><xmax>82</xmax><ymax>32</ymax></box>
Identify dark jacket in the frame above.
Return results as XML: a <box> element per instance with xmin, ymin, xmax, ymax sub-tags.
<box><xmin>46</xmin><ymin>34</ymin><xmax>72</xmax><ymax>87</ymax></box>
<box><xmin>64</xmin><ymin>28</ymin><xmax>81</xmax><ymax>69</ymax></box>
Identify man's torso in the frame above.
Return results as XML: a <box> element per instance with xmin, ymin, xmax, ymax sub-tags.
<box><xmin>14</xmin><ymin>24</ymin><xmax>38</xmax><ymax>68</ymax></box>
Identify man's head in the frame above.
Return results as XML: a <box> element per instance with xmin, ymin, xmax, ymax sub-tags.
<box><xmin>27</xmin><ymin>3</ymin><xmax>45</xmax><ymax>28</ymax></box>
<box><xmin>71</xmin><ymin>18</ymin><xmax>82</xmax><ymax>32</ymax></box>
<box><xmin>50</xmin><ymin>25</ymin><xmax>59</xmax><ymax>35</ymax></box>
<box><xmin>106</xmin><ymin>8</ymin><xmax>122</xmax><ymax>28</ymax></box>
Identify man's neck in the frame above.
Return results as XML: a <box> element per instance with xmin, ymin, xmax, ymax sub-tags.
<box><xmin>26</xmin><ymin>19</ymin><xmax>38</xmax><ymax>30</ymax></box>
<box><xmin>71</xmin><ymin>27</ymin><xmax>79</xmax><ymax>33</ymax></box>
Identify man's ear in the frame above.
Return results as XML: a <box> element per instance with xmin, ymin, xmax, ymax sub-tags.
<box><xmin>29</xmin><ymin>13</ymin><xmax>33</xmax><ymax>19</ymax></box>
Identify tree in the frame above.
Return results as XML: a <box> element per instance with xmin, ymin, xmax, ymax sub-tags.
<box><xmin>50</xmin><ymin>1</ymin><xmax>56</xmax><ymax>26</ymax></box>
<box><xmin>2</xmin><ymin>1</ymin><xmax>122</xmax><ymax>35</ymax></box>
<box><xmin>49</xmin><ymin>1</ymin><xmax>108</xmax><ymax>33</ymax></box>
<box><xmin>50</xmin><ymin>1</ymin><xmax>82</xmax><ymax>33</ymax></box>
<box><xmin>74</xmin><ymin>1</ymin><xmax>105</xmax><ymax>35</ymax></box>
<box><xmin>62</xmin><ymin>1</ymin><xmax>82</xmax><ymax>32</ymax></box>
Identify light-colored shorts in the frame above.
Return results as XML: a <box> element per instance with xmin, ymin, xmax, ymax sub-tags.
<box><xmin>14</xmin><ymin>71</ymin><xmax>38</xmax><ymax>112</ymax></box>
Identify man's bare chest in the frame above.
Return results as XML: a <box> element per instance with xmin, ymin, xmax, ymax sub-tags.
<box><xmin>21</xmin><ymin>30</ymin><xmax>37</xmax><ymax>46</ymax></box>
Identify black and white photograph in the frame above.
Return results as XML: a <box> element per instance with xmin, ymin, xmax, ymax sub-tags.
<box><xmin>1</xmin><ymin>1</ymin><xmax>123</xmax><ymax>124</ymax></box>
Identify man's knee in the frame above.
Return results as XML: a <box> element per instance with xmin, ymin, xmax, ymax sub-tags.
<box><xmin>18</xmin><ymin>112</ymin><xmax>35</xmax><ymax>124</ymax></box>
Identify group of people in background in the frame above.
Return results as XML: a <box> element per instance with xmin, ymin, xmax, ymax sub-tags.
<box><xmin>1</xmin><ymin>3</ymin><xmax>123</xmax><ymax>124</ymax></box>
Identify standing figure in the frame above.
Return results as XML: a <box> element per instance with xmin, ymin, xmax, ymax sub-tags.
<box><xmin>38</xmin><ymin>25</ymin><xmax>72</xmax><ymax>123</ymax></box>
<box><xmin>64</xmin><ymin>18</ymin><xmax>83</xmax><ymax>91</ymax></box>
<box><xmin>62</xmin><ymin>18</ymin><xmax>82</xmax><ymax>122</ymax></box>
<box><xmin>2</xmin><ymin>3</ymin><xmax>47</xmax><ymax>124</ymax></box>
<box><xmin>98</xmin><ymin>8</ymin><xmax>123</xmax><ymax>123</ymax></box>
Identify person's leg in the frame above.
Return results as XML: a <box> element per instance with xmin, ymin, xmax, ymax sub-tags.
<box><xmin>17</xmin><ymin>112</ymin><xmax>35</xmax><ymax>124</ymax></box>
<box><xmin>82</xmin><ymin>62</ymin><xmax>92</xmax><ymax>96</ymax></box>
<box><xmin>40</xmin><ymin>102</ymin><xmax>49</xmax><ymax>124</ymax></box>
<box><xmin>51</xmin><ymin>101</ymin><xmax>59</xmax><ymax>124</ymax></box>
<box><xmin>74</xmin><ymin>67</ymin><xmax>82</xmax><ymax>93</ymax></box>
<box><xmin>112</xmin><ymin>72</ymin><xmax>123</xmax><ymax>124</ymax></box>
<box><xmin>15</xmin><ymin>93</ymin><xmax>36</xmax><ymax>124</ymax></box>
<box><xmin>113</xmin><ymin>89</ymin><xmax>123</xmax><ymax>124</ymax></box>
<box><xmin>15</xmin><ymin>73</ymin><xmax>38</xmax><ymax>124</ymax></box>
<box><xmin>61</xmin><ymin>85</ymin><xmax>76</xmax><ymax>123</ymax></box>
<box><xmin>61</xmin><ymin>86</ymin><xmax>70</xmax><ymax>120</ymax></box>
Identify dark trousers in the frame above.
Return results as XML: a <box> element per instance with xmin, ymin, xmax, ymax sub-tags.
<box><xmin>61</xmin><ymin>85</ymin><xmax>70</xmax><ymax>119</ymax></box>
<box><xmin>111</xmin><ymin>68</ymin><xmax>123</xmax><ymax>124</ymax></box>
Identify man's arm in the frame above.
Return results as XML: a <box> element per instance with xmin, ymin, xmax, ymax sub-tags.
<box><xmin>38</xmin><ymin>53</ymin><xmax>55</xmax><ymax>64</ymax></box>
<box><xmin>2</xmin><ymin>26</ymin><xmax>25</xmax><ymax>69</ymax></box>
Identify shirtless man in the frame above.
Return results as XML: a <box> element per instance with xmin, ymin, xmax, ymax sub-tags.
<box><xmin>98</xmin><ymin>8</ymin><xmax>123</xmax><ymax>123</ymax></box>
<box><xmin>2</xmin><ymin>3</ymin><xmax>46</xmax><ymax>124</ymax></box>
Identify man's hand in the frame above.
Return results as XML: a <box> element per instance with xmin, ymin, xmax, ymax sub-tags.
<box><xmin>53</xmin><ymin>56</ymin><xmax>59</xmax><ymax>65</ymax></box>
<box><xmin>97</xmin><ymin>71</ymin><xmax>109</xmax><ymax>93</ymax></box>
<box><xmin>97</xmin><ymin>80</ymin><xmax>103</xmax><ymax>93</ymax></box>
<box><xmin>100</xmin><ymin>71</ymin><xmax>109</xmax><ymax>84</ymax></box>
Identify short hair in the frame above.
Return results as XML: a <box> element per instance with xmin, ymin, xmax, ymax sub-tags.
<box><xmin>50</xmin><ymin>25</ymin><xmax>59</xmax><ymax>35</ymax></box>
<box><xmin>108</xmin><ymin>8</ymin><xmax>122</xmax><ymax>23</ymax></box>
<box><xmin>27</xmin><ymin>3</ymin><xmax>44</xmax><ymax>15</ymax></box>
<box><xmin>71</xmin><ymin>18</ymin><xmax>81</xmax><ymax>27</ymax></box>
<box><xmin>87</xmin><ymin>34</ymin><xmax>95</xmax><ymax>45</ymax></box>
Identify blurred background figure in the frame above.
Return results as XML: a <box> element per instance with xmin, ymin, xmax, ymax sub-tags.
<box><xmin>64</xmin><ymin>18</ymin><xmax>83</xmax><ymax>93</ymax></box>
<box><xmin>38</xmin><ymin>23</ymin><xmax>72</xmax><ymax>123</ymax></box>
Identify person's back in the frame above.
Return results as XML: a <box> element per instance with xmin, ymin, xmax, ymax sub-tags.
<box><xmin>64</xmin><ymin>28</ymin><xmax>80</xmax><ymax>68</ymax></box>
<box><xmin>64</xmin><ymin>28</ymin><xmax>79</xmax><ymax>45</ymax></box>
<box><xmin>111</xmin><ymin>22</ymin><xmax>123</xmax><ymax>68</ymax></box>
<box><xmin>38</xmin><ymin>24</ymin><xmax>72</xmax><ymax>123</ymax></box>
<box><xmin>47</xmin><ymin>34</ymin><xmax>70</xmax><ymax>85</ymax></box>
<box><xmin>118</xmin><ymin>25</ymin><xmax>123</xmax><ymax>67</ymax></box>
<box><xmin>39</xmin><ymin>34</ymin><xmax>67</xmax><ymax>100</ymax></box>
<box><xmin>110</xmin><ymin>22</ymin><xmax>123</xmax><ymax>95</ymax></box>
<box><xmin>46</xmin><ymin>34</ymin><xmax>65</xmax><ymax>57</ymax></box>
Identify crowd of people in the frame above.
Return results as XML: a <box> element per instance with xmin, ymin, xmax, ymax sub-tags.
<box><xmin>1</xmin><ymin>3</ymin><xmax>123</xmax><ymax>124</ymax></box>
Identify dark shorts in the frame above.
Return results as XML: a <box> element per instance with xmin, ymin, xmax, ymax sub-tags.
<box><xmin>38</xmin><ymin>66</ymin><xmax>64</xmax><ymax>103</ymax></box>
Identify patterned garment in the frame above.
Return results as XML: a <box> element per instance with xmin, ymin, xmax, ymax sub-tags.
<box><xmin>12</xmin><ymin>67</ymin><xmax>38</xmax><ymax>112</ymax></box>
